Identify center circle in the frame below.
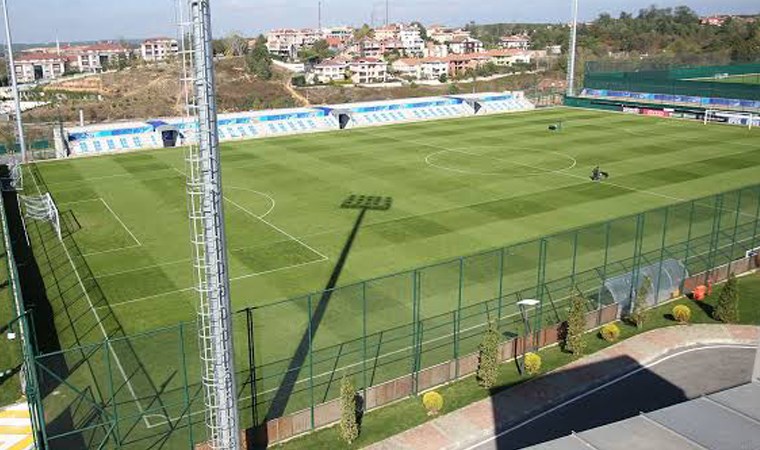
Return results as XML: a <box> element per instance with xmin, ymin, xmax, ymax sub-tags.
<box><xmin>424</xmin><ymin>145</ymin><xmax>577</xmax><ymax>177</ymax></box>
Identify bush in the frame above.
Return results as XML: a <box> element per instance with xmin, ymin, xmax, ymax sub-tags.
<box><xmin>565</xmin><ymin>293</ymin><xmax>587</xmax><ymax>356</ymax></box>
<box><xmin>338</xmin><ymin>375</ymin><xmax>359</xmax><ymax>444</ymax></box>
<box><xmin>628</xmin><ymin>276</ymin><xmax>652</xmax><ymax>329</ymax></box>
<box><xmin>600</xmin><ymin>323</ymin><xmax>621</xmax><ymax>342</ymax></box>
<box><xmin>672</xmin><ymin>304</ymin><xmax>692</xmax><ymax>324</ymax></box>
<box><xmin>422</xmin><ymin>391</ymin><xmax>443</xmax><ymax>416</ymax></box>
<box><xmin>714</xmin><ymin>273</ymin><xmax>740</xmax><ymax>323</ymax></box>
<box><xmin>523</xmin><ymin>352</ymin><xmax>542</xmax><ymax>376</ymax></box>
<box><xmin>477</xmin><ymin>321</ymin><xmax>501</xmax><ymax>388</ymax></box>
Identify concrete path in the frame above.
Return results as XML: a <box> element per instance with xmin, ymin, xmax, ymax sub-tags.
<box><xmin>365</xmin><ymin>324</ymin><xmax>759</xmax><ymax>450</ymax></box>
<box><xmin>0</xmin><ymin>402</ymin><xmax>33</xmax><ymax>450</ymax></box>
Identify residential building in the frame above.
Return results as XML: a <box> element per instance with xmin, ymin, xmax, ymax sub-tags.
<box><xmin>141</xmin><ymin>38</ymin><xmax>179</xmax><ymax>62</ymax></box>
<box><xmin>448</xmin><ymin>36</ymin><xmax>484</xmax><ymax>55</ymax></box>
<box><xmin>499</xmin><ymin>34</ymin><xmax>531</xmax><ymax>50</ymax></box>
<box><xmin>700</xmin><ymin>15</ymin><xmax>727</xmax><ymax>26</ymax></box>
<box><xmin>69</xmin><ymin>43</ymin><xmax>131</xmax><ymax>73</ymax></box>
<box><xmin>13</xmin><ymin>52</ymin><xmax>67</xmax><ymax>83</ymax></box>
<box><xmin>446</xmin><ymin>54</ymin><xmax>489</xmax><ymax>77</ymax></box>
<box><xmin>485</xmin><ymin>49</ymin><xmax>533</xmax><ymax>66</ymax></box>
<box><xmin>393</xmin><ymin>57</ymin><xmax>448</xmax><ymax>80</ymax></box>
<box><xmin>313</xmin><ymin>58</ymin><xmax>348</xmax><ymax>83</ymax></box>
<box><xmin>348</xmin><ymin>58</ymin><xmax>387</xmax><ymax>84</ymax></box>
<box><xmin>428</xmin><ymin>26</ymin><xmax>471</xmax><ymax>44</ymax></box>
<box><xmin>354</xmin><ymin>39</ymin><xmax>383</xmax><ymax>59</ymax></box>
<box><xmin>424</xmin><ymin>42</ymin><xmax>449</xmax><ymax>58</ymax></box>
<box><xmin>322</xmin><ymin>26</ymin><xmax>354</xmax><ymax>42</ymax></box>
<box><xmin>392</xmin><ymin>58</ymin><xmax>420</xmax><ymax>79</ymax></box>
<box><xmin>374</xmin><ymin>24</ymin><xmax>400</xmax><ymax>41</ymax></box>
<box><xmin>266</xmin><ymin>28</ymin><xmax>321</xmax><ymax>60</ymax></box>
<box><xmin>546</xmin><ymin>45</ymin><xmax>562</xmax><ymax>55</ymax></box>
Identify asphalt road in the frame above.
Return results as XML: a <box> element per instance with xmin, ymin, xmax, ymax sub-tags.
<box><xmin>468</xmin><ymin>345</ymin><xmax>756</xmax><ymax>450</ymax></box>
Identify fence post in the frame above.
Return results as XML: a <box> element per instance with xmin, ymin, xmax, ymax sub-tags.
<box><xmin>681</xmin><ymin>200</ymin><xmax>696</xmax><ymax>293</ymax></box>
<box><xmin>727</xmin><ymin>190</ymin><xmax>743</xmax><ymax>274</ymax></box>
<box><xmin>571</xmin><ymin>230</ymin><xmax>579</xmax><ymax>287</ymax></box>
<box><xmin>627</xmin><ymin>214</ymin><xmax>646</xmax><ymax>314</ymax></box>
<box><xmin>654</xmin><ymin>206</ymin><xmax>670</xmax><ymax>304</ymax></box>
<box><xmin>455</xmin><ymin>257</ymin><xmax>464</xmax><ymax>379</ymax></box>
<box><xmin>598</xmin><ymin>221</ymin><xmax>612</xmax><ymax>308</ymax></box>
<box><xmin>245</xmin><ymin>307</ymin><xmax>258</xmax><ymax>427</ymax></box>
<box><xmin>307</xmin><ymin>294</ymin><xmax>315</xmax><ymax>430</ymax></box>
<box><xmin>104</xmin><ymin>339</ymin><xmax>121</xmax><ymax>446</ymax></box>
<box><xmin>497</xmin><ymin>247</ymin><xmax>505</xmax><ymax>329</ymax></box>
<box><xmin>706</xmin><ymin>194</ymin><xmax>724</xmax><ymax>283</ymax></box>
<box><xmin>362</xmin><ymin>282</ymin><xmax>368</xmax><ymax>399</ymax></box>
<box><xmin>411</xmin><ymin>270</ymin><xmax>420</xmax><ymax>395</ymax></box>
<box><xmin>535</xmin><ymin>239</ymin><xmax>548</xmax><ymax>344</ymax></box>
<box><xmin>179</xmin><ymin>322</ymin><xmax>195</xmax><ymax>448</ymax></box>
<box><xmin>752</xmin><ymin>187</ymin><xmax>760</xmax><ymax>252</ymax></box>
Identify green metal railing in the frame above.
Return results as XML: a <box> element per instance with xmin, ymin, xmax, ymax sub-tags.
<box><xmin>6</xmin><ymin>178</ymin><xmax>760</xmax><ymax>449</ymax></box>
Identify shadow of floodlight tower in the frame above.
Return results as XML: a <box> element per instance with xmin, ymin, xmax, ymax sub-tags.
<box><xmin>262</xmin><ymin>194</ymin><xmax>392</xmax><ymax>426</ymax></box>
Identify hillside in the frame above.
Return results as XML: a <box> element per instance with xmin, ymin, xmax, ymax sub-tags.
<box><xmin>24</xmin><ymin>57</ymin><xmax>297</xmax><ymax>124</ymax></box>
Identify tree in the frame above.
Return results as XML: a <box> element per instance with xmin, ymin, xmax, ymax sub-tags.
<box><xmin>438</xmin><ymin>73</ymin><xmax>448</xmax><ymax>83</ymax></box>
<box><xmin>354</xmin><ymin>24</ymin><xmax>374</xmax><ymax>40</ymax></box>
<box><xmin>565</xmin><ymin>293</ymin><xmax>587</xmax><ymax>356</ymax></box>
<box><xmin>225</xmin><ymin>33</ymin><xmax>249</xmax><ymax>56</ymax></box>
<box><xmin>714</xmin><ymin>273</ymin><xmax>740</xmax><ymax>323</ymax></box>
<box><xmin>246</xmin><ymin>36</ymin><xmax>273</xmax><ymax>80</ymax></box>
<box><xmin>411</xmin><ymin>21</ymin><xmax>428</xmax><ymax>41</ymax></box>
<box><xmin>476</xmin><ymin>321</ymin><xmax>500</xmax><ymax>388</ymax></box>
<box><xmin>338</xmin><ymin>374</ymin><xmax>359</xmax><ymax>444</ymax></box>
<box><xmin>629</xmin><ymin>275</ymin><xmax>651</xmax><ymax>329</ymax></box>
<box><xmin>212</xmin><ymin>39</ymin><xmax>227</xmax><ymax>56</ymax></box>
<box><xmin>299</xmin><ymin>39</ymin><xmax>333</xmax><ymax>64</ymax></box>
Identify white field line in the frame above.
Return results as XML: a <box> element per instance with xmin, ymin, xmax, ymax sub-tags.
<box><xmin>95</xmin><ymin>257</ymin><xmax>327</xmax><ymax>310</ymax></box>
<box><xmin>26</xmin><ymin>167</ymin><xmax>162</xmax><ymax>427</ymax></box>
<box><xmin>82</xmin><ymin>244</ymin><xmax>142</xmax><ymax>258</ymax></box>
<box><xmin>226</xmin><ymin>186</ymin><xmax>276</xmax><ymax>219</ymax></box>
<box><xmin>99</xmin><ymin>198</ymin><xmax>142</xmax><ymax>246</ymax></box>
<box><xmin>58</xmin><ymin>198</ymin><xmax>101</xmax><ymax>206</ymax></box>
<box><xmin>424</xmin><ymin>146</ymin><xmax>577</xmax><ymax>177</ymax></box>
<box><xmin>170</xmin><ymin>166</ymin><xmax>328</xmax><ymax>260</ymax></box>
<box><xmin>462</xmin><ymin>344</ymin><xmax>758</xmax><ymax>450</ymax></box>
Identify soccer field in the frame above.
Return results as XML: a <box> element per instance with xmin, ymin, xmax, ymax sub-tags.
<box><xmin>690</xmin><ymin>73</ymin><xmax>760</xmax><ymax>85</ymax></box>
<box><xmin>21</xmin><ymin>107</ymin><xmax>760</xmax><ymax>445</ymax></box>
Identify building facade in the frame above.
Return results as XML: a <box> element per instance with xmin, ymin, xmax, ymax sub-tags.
<box><xmin>141</xmin><ymin>38</ymin><xmax>179</xmax><ymax>62</ymax></box>
<box><xmin>13</xmin><ymin>53</ymin><xmax>67</xmax><ymax>83</ymax></box>
<box><xmin>348</xmin><ymin>58</ymin><xmax>387</xmax><ymax>84</ymax></box>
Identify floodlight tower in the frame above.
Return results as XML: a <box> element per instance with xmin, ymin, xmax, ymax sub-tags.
<box><xmin>2</xmin><ymin>0</ymin><xmax>27</xmax><ymax>162</ymax></box>
<box><xmin>566</xmin><ymin>0</ymin><xmax>579</xmax><ymax>96</ymax></box>
<box><xmin>180</xmin><ymin>0</ymin><xmax>239</xmax><ymax>448</ymax></box>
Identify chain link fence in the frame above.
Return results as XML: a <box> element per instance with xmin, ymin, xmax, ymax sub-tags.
<box><xmin>2</xmin><ymin>174</ymin><xmax>759</xmax><ymax>448</ymax></box>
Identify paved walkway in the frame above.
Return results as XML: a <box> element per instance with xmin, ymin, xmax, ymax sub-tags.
<box><xmin>0</xmin><ymin>402</ymin><xmax>33</xmax><ymax>450</ymax></box>
<box><xmin>365</xmin><ymin>324</ymin><xmax>760</xmax><ymax>450</ymax></box>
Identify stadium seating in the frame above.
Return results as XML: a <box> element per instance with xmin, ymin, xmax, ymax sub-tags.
<box><xmin>63</xmin><ymin>93</ymin><xmax>535</xmax><ymax>157</ymax></box>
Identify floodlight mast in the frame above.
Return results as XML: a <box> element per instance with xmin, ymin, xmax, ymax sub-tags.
<box><xmin>566</xmin><ymin>0</ymin><xmax>579</xmax><ymax>96</ymax></box>
<box><xmin>2</xmin><ymin>0</ymin><xmax>27</xmax><ymax>162</ymax></box>
<box><xmin>181</xmin><ymin>0</ymin><xmax>240</xmax><ymax>448</ymax></box>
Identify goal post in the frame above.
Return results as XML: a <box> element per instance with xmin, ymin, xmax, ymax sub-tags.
<box><xmin>704</xmin><ymin>109</ymin><xmax>755</xmax><ymax>130</ymax></box>
<box><xmin>18</xmin><ymin>193</ymin><xmax>62</xmax><ymax>241</ymax></box>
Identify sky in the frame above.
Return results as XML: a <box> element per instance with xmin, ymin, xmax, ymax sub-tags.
<box><xmin>5</xmin><ymin>0</ymin><xmax>760</xmax><ymax>44</ymax></box>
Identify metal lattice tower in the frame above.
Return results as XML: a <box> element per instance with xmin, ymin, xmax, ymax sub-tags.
<box><xmin>179</xmin><ymin>0</ymin><xmax>240</xmax><ymax>448</ymax></box>
<box><xmin>566</xmin><ymin>0</ymin><xmax>579</xmax><ymax>96</ymax></box>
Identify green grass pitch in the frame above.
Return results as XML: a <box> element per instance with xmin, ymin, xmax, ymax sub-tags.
<box><xmin>21</xmin><ymin>107</ymin><xmax>760</xmax><ymax>445</ymax></box>
<box><xmin>688</xmin><ymin>73</ymin><xmax>760</xmax><ymax>85</ymax></box>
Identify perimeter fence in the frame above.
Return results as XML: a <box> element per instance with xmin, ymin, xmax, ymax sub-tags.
<box><xmin>3</xmin><ymin>172</ymin><xmax>760</xmax><ymax>448</ymax></box>
<box><xmin>584</xmin><ymin>61</ymin><xmax>760</xmax><ymax>101</ymax></box>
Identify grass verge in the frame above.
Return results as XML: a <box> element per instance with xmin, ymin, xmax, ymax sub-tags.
<box><xmin>276</xmin><ymin>271</ymin><xmax>760</xmax><ymax>449</ymax></box>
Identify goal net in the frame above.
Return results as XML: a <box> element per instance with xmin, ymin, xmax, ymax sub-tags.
<box><xmin>704</xmin><ymin>109</ymin><xmax>757</xmax><ymax>129</ymax></box>
<box><xmin>18</xmin><ymin>193</ymin><xmax>62</xmax><ymax>241</ymax></box>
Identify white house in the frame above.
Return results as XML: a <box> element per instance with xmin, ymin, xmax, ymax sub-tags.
<box><xmin>70</xmin><ymin>43</ymin><xmax>132</xmax><ymax>73</ymax></box>
<box><xmin>348</xmin><ymin>58</ymin><xmax>387</xmax><ymax>84</ymax></box>
<box><xmin>392</xmin><ymin>57</ymin><xmax>449</xmax><ymax>80</ymax></box>
<box><xmin>266</xmin><ymin>28</ymin><xmax>321</xmax><ymax>60</ymax></box>
<box><xmin>141</xmin><ymin>38</ymin><xmax>179</xmax><ymax>62</ymax></box>
<box><xmin>13</xmin><ymin>53</ymin><xmax>67</xmax><ymax>83</ymax></box>
<box><xmin>499</xmin><ymin>34</ymin><xmax>531</xmax><ymax>50</ymax></box>
<box><xmin>448</xmin><ymin>36</ymin><xmax>484</xmax><ymax>55</ymax></box>
<box><xmin>486</xmin><ymin>49</ymin><xmax>533</xmax><ymax>66</ymax></box>
<box><xmin>313</xmin><ymin>58</ymin><xmax>348</xmax><ymax>83</ymax></box>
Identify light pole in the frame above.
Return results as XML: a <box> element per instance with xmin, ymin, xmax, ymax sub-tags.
<box><xmin>2</xmin><ymin>0</ymin><xmax>27</xmax><ymax>162</ymax></box>
<box><xmin>566</xmin><ymin>0</ymin><xmax>579</xmax><ymax>97</ymax></box>
<box><xmin>517</xmin><ymin>299</ymin><xmax>540</xmax><ymax>375</ymax></box>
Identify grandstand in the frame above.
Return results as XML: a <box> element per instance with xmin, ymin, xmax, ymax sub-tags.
<box><xmin>59</xmin><ymin>92</ymin><xmax>535</xmax><ymax>157</ymax></box>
